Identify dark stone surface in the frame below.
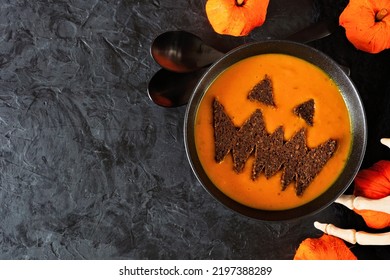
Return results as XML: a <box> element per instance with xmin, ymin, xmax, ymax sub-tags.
<box><xmin>0</xmin><ymin>0</ymin><xmax>389</xmax><ymax>260</ymax></box>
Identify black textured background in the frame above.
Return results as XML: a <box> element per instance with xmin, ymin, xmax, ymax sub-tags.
<box><xmin>1</xmin><ymin>0</ymin><xmax>390</xmax><ymax>260</ymax></box>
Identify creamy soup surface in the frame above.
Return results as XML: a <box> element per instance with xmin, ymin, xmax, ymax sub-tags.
<box><xmin>194</xmin><ymin>53</ymin><xmax>352</xmax><ymax>210</ymax></box>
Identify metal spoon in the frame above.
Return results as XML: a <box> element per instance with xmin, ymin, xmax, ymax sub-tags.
<box><xmin>148</xmin><ymin>20</ymin><xmax>339</xmax><ymax>107</ymax></box>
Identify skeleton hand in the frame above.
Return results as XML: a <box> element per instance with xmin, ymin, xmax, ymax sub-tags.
<box><xmin>314</xmin><ymin>138</ymin><xmax>390</xmax><ymax>245</ymax></box>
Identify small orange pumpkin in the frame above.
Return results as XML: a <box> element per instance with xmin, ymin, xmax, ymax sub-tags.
<box><xmin>205</xmin><ymin>0</ymin><xmax>269</xmax><ymax>37</ymax></box>
<box><xmin>339</xmin><ymin>0</ymin><xmax>390</xmax><ymax>53</ymax></box>
<box><xmin>353</xmin><ymin>160</ymin><xmax>390</xmax><ymax>229</ymax></box>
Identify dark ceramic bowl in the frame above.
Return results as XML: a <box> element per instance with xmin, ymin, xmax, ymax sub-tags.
<box><xmin>184</xmin><ymin>40</ymin><xmax>367</xmax><ymax>222</ymax></box>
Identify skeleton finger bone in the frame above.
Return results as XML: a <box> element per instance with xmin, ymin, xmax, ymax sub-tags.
<box><xmin>335</xmin><ymin>195</ymin><xmax>354</xmax><ymax>210</ymax></box>
<box><xmin>335</xmin><ymin>195</ymin><xmax>390</xmax><ymax>214</ymax></box>
<box><xmin>314</xmin><ymin>221</ymin><xmax>390</xmax><ymax>245</ymax></box>
<box><xmin>314</xmin><ymin>222</ymin><xmax>356</xmax><ymax>243</ymax></box>
<box><xmin>380</xmin><ymin>138</ymin><xmax>390</xmax><ymax>148</ymax></box>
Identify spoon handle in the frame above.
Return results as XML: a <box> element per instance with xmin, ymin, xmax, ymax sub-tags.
<box><xmin>286</xmin><ymin>20</ymin><xmax>338</xmax><ymax>43</ymax></box>
<box><xmin>285</xmin><ymin>20</ymin><xmax>351</xmax><ymax>75</ymax></box>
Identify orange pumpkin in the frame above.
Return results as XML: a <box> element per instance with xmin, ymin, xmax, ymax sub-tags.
<box><xmin>339</xmin><ymin>0</ymin><xmax>390</xmax><ymax>53</ymax></box>
<box><xmin>205</xmin><ymin>0</ymin><xmax>269</xmax><ymax>36</ymax></box>
<box><xmin>294</xmin><ymin>234</ymin><xmax>357</xmax><ymax>260</ymax></box>
<box><xmin>353</xmin><ymin>160</ymin><xmax>390</xmax><ymax>229</ymax></box>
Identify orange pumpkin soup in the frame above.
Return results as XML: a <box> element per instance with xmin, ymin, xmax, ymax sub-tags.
<box><xmin>194</xmin><ymin>53</ymin><xmax>352</xmax><ymax>210</ymax></box>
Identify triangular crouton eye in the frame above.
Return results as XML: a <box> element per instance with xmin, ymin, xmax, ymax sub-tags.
<box><xmin>248</xmin><ymin>74</ymin><xmax>275</xmax><ymax>107</ymax></box>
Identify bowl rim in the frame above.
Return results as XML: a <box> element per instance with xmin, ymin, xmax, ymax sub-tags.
<box><xmin>184</xmin><ymin>40</ymin><xmax>367</xmax><ymax>222</ymax></box>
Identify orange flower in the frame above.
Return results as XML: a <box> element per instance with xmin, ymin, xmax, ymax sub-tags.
<box><xmin>353</xmin><ymin>160</ymin><xmax>390</xmax><ymax>229</ymax></box>
<box><xmin>294</xmin><ymin>234</ymin><xmax>357</xmax><ymax>260</ymax></box>
<box><xmin>354</xmin><ymin>160</ymin><xmax>390</xmax><ymax>199</ymax></box>
<box><xmin>205</xmin><ymin>0</ymin><xmax>269</xmax><ymax>36</ymax></box>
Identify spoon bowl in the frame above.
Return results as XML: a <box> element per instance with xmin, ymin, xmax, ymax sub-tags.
<box><xmin>151</xmin><ymin>31</ymin><xmax>224</xmax><ymax>73</ymax></box>
<box><xmin>147</xmin><ymin>68</ymin><xmax>206</xmax><ymax>108</ymax></box>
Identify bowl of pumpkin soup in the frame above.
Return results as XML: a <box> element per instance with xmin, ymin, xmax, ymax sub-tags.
<box><xmin>184</xmin><ymin>41</ymin><xmax>367</xmax><ymax>221</ymax></box>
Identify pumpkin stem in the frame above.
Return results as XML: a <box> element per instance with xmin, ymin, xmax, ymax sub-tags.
<box><xmin>376</xmin><ymin>8</ymin><xmax>388</xmax><ymax>21</ymax></box>
<box><xmin>235</xmin><ymin>0</ymin><xmax>246</xmax><ymax>6</ymax></box>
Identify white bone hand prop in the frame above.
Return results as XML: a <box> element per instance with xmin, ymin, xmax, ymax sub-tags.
<box><xmin>335</xmin><ymin>195</ymin><xmax>390</xmax><ymax>213</ymax></box>
<box><xmin>314</xmin><ymin>138</ymin><xmax>390</xmax><ymax>246</ymax></box>
<box><xmin>314</xmin><ymin>222</ymin><xmax>390</xmax><ymax>245</ymax></box>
